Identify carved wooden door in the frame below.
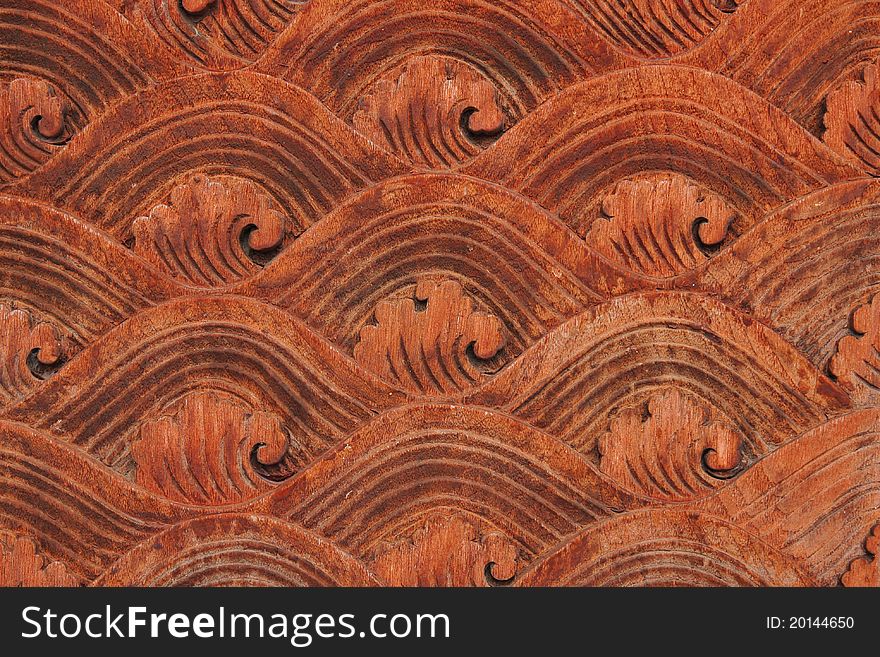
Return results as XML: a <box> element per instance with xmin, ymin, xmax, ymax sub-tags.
<box><xmin>0</xmin><ymin>0</ymin><xmax>878</xmax><ymax>587</ymax></box>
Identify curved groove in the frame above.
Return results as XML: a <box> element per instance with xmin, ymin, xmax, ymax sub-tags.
<box><xmin>266</xmin><ymin>404</ymin><xmax>649</xmax><ymax>558</ymax></box>
<box><xmin>676</xmin><ymin>0</ymin><xmax>880</xmax><ymax>135</ymax></box>
<box><xmin>679</xmin><ymin>180</ymin><xmax>880</xmax><ymax>370</ymax></box>
<box><xmin>234</xmin><ymin>173</ymin><xmax>656</xmax><ymax>357</ymax></box>
<box><xmin>116</xmin><ymin>0</ymin><xmax>308</xmax><ymax>71</ymax></box>
<box><xmin>462</xmin><ymin>66</ymin><xmax>861</xmax><ymax>236</ymax></box>
<box><xmin>0</xmin><ymin>194</ymin><xmax>186</xmax><ymax>347</ymax></box>
<box><xmin>697</xmin><ymin>408</ymin><xmax>880</xmax><ymax>585</ymax></box>
<box><xmin>517</xmin><ymin>509</ymin><xmax>816</xmax><ymax>586</ymax></box>
<box><xmin>567</xmin><ymin>1</ymin><xmax>744</xmax><ymax>60</ymax></box>
<box><xmin>256</xmin><ymin>0</ymin><xmax>629</xmax><ymax>118</ymax></box>
<box><xmin>94</xmin><ymin>514</ymin><xmax>378</xmax><ymax>586</ymax></box>
<box><xmin>4</xmin><ymin>296</ymin><xmax>408</xmax><ymax>466</ymax></box>
<box><xmin>467</xmin><ymin>292</ymin><xmax>850</xmax><ymax>456</ymax></box>
<box><xmin>10</xmin><ymin>71</ymin><xmax>409</xmax><ymax>239</ymax></box>
<box><xmin>0</xmin><ymin>0</ymin><xmax>185</xmax><ymax>121</ymax></box>
<box><xmin>0</xmin><ymin>420</ymin><xmax>198</xmax><ymax>580</ymax></box>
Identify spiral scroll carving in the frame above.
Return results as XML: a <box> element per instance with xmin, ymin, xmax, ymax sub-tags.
<box><xmin>0</xmin><ymin>303</ymin><xmax>65</xmax><ymax>405</ymax></box>
<box><xmin>0</xmin><ymin>78</ymin><xmax>75</xmax><ymax>184</ymax></box>
<box><xmin>586</xmin><ymin>174</ymin><xmax>736</xmax><ymax>277</ymax></box>
<box><xmin>354</xmin><ymin>278</ymin><xmax>506</xmax><ymax>395</ymax></box>
<box><xmin>130</xmin><ymin>392</ymin><xmax>291</xmax><ymax>505</ymax></box>
<box><xmin>132</xmin><ymin>174</ymin><xmax>287</xmax><ymax>286</ymax></box>
<box><xmin>371</xmin><ymin>515</ymin><xmax>519</xmax><ymax>587</ymax></box>
<box><xmin>352</xmin><ymin>56</ymin><xmax>508</xmax><ymax>168</ymax></box>
<box><xmin>598</xmin><ymin>389</ymin><xmax>745</xmax><ymax>502</ymax></box>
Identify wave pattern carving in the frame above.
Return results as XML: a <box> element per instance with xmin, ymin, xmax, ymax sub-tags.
<box><xmin>0</xmin><ymin>0</ymin><xmax>877</xmax><ymax>588</ymax></box>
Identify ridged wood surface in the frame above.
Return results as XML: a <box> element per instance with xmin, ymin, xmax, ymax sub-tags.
<box><xmin>0</xmin><ymin>0</ymin><xmax>879</xmax><ymax>587</ymax></box>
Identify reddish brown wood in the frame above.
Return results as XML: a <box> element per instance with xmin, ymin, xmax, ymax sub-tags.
<box><xmin>0</xmin><ymin>0</ymin><xmax>878</xmax><ymax>587</ymax></box>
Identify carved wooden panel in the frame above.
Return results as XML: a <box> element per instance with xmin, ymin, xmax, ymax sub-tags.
<box><xmin>0</xmin><ymin>0</ymin><xmax>879</xmax><ymax>588</ymax></box>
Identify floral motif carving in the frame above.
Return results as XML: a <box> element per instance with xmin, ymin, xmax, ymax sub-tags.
<box><xmin>585</xmin><ymin>174</ymin><xmax>735</xmax><ymax>277</ymax></box>
<box><xmin>352</xmin><ymin>56</ymin><xmax>508</xmax><ymax>168</ymax></box>
<box><xmin>130</xmin><ymin>392</ymin><xmax>291</xmax><ymax>505</ymax></box>
<box><xmin>132</xmin><ymin>174</ymin><xmax>286</xmax><ymax>286</ymax></box>
<box><xmin>598</xmin><ymin>390</ymin><xmax>744</xmax><ymax>501</ymax></box>
<box><xmin>371</xmin><ymin>514</ymin><xmax>518</xmax><ymax>587</ymax></box>
<box><xmin>824</xmin><ymin>62</ymin><xmax>880</xmax><ymax>175</ymax></box>
<box><xmin>354</xmin><ymin>279</ymin><xmax>506</xmax><ymax>395</ymax></box>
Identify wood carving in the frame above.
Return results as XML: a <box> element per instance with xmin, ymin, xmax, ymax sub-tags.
<box><xmin>842</xmin><ymin>524</ymin><xmax>880</xmax><ymax>587</ymax></box>
<box><xmin>0</xmin><ymin>78</ymin><xmax>76</xmax><ymax>183</ymax></box>
<box><xmin>586</xmin><ymin>174</ymin><xmax>735</xmax><ymax>276</ymax></box>
<box><xmin>568</xmin><ymin>1</ymin><xmax>745</xmax><ymax>59</ymax></box>
<box><xmin>371</xmin><ymin>514</ymin><xmax>518</xmax><ymax>587</ymax></box>
<box><xmin>354</xmin><ymin>278</ymin><xmax>506</xmax><ymax>394</ymax></box>
<box><xmin>132</xmin><ymin>174</ymin><xmax>288</xmax><ymax>286</ymax></box>
<box><xmin>830</xmin><ymin>293</ymin><xmax>880</xmax><ymax>405</ymax></box>
<box><xmin>0</xmin><ymin>0</ymin><xmax>878</xmax><ymax>588</ymax></box>
<box><xmin>130</xmin><ymin>392</ymin><xmax>291</xmax><ymax>505</ymax></box>
<box><xmin>824</xmin><ymin>61</ymin><xmax>880</xmax><ymax>175</ymax></box>
<box><xmin>351</xmin><ymin>56</ymin><xmax>508</xmax><ymax>168</ymax></box>
<box><xmin>0</xmin><ymin>303</ymin><xmax>65</xmax><ymax>403</ymax></box>
<box><xmin>597</xmin><ymin>389</ymin><xmax>744</xmax><ymax>502</ymax></box>
<box><xmin>0</xmin><ymin>532</ymin><xmax>80</xmax><ymax>587</ymax></box>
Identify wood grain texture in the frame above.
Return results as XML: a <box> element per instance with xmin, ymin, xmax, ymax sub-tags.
<box><xmin>0</xmin><ymin>0</ymin><xmax>878</xmax><ymax>588</ymax></box>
